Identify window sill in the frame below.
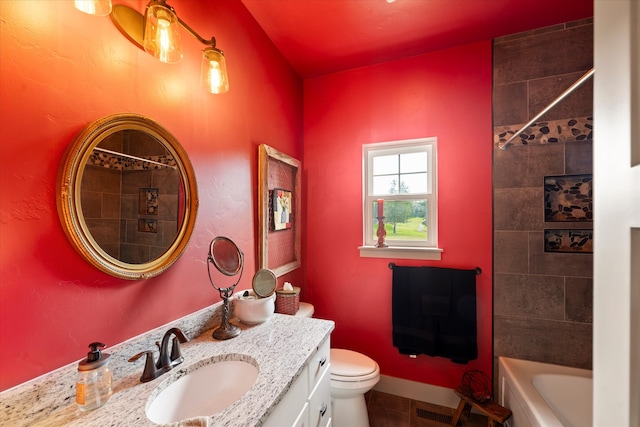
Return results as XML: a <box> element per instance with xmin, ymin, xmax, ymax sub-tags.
<box><xmin>358</xmin><ymin>246</ymin><xmax>443</xmax><ymax>260</ymax></box>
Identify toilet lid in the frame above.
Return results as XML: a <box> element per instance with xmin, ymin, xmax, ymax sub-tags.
<box><xmin>330</xmin><ymin>349</ymin><xmax>378</xmax><ymax>377</ymax></box>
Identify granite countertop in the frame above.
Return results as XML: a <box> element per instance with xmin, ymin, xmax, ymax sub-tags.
<box><xmin>0</xmin><ymin>303</ymin><xmax>334</xmax><ymax>427</ymax></box>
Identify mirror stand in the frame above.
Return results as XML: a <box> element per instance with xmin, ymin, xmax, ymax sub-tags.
<box><xmin>212</xmin><ymin>287</ymin><xmax>241</xmax><ymax>340</ymax></box>
<box><xmin>207</xmin><ymin>236</ymin><xmax>244</xmax><ymax>340</ymax></box>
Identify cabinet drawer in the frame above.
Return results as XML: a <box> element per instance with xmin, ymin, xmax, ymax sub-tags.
<box><xmin>292</xmin><ymin>402</ymin><xmax>309</xmax><ymax>427</ymax></box>
<box><xmin>307</xmin><ymin>338</ymin><xmax>330</xmax><ymax>391</ymax></box>
<box><xmin>308</xmin><ymin>367</ymin><xmax>332</xmax><ymax>427</ymax></box>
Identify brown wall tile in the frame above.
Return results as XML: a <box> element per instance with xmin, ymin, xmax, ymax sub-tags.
<box><xmin>121</xmin><ymin>170</ymin><xmax>153</xmax><ymax>194</ymax></box>
<box><xmin>494</xmin><ymin>231</ymin><xmax>529</xmax><ymax>274</ymax></box>
<box><xmin>565</xmin><ymin>277</ymin><xmax>593</xmax><ymax>323</ymax></box>
<box><xmin>493</xmin><ymin>315</ymin><xmax>592</xmax><ymax>369</ymax></box>
<box><xmin>565</xmin><ymin>140</ymin><xmax>593</xmax><ymax>174</ymax></box>
<box><xmin>493</xmin><ymin>25</ymin><xmax>593</xmax><ymax>84</ymax></box>
<box><xmin>80</xmin><ymin>191</ymin><xmax>102</xmax><ymax>219</ymax></box>
<box><xmin>102</xmin><ymin>193</ymin><xmax>121</xmax><ymax>219</ymax></box>
<box><xmin>529</xmin><ymin>72</ymin><xmax>593</xmax><ymax>121</ymax></box>
<box><xmin>492</xmin><ymin>18</ymin><xmax>593</xmax><ymax>379</ymax></box>
<box><xmin>529</xmin><ymin>232</ymin><xmax>593</xmax><ymax>277</ymax></box>
<box><xmin>494</xmin><ymin>273</ymin><xmax>564</xmax><ymax>320</ymax></box>
<box><xmin>84</xmin><ymin>218</ymin><xmax>120</xmax><ymax>246</ymax></box>
<box><xmin>493</xmin><ymin>143</ymin><xmax>565</xmax><ymax>188</ymax></box>
<box><xmin>82</xmin><ymin>165</ymin><xmax>120</xmax><ymax>192</ymax></box>
<box><xmin>494</xmin><ymin>188</ymin><xmax>544</xmax><ymax>230</ymax></box>
<box><xmin>120</xmin><ymin>243</ymin><xmax>150</xmax><ymax>264</ymax></box>
<box><xmin>493</xmin><ymin>82</ymin><xmax>528</xmax><ymax>126</ymax></box>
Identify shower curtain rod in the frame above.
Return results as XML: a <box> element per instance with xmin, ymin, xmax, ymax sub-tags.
<box><xmin>498</xmin><ymin>68</ymin><xmax>595</xmax><ymax>150</ymax></box>
<box><xmin>93</xmin><ymin>147</ymin><xmax>177</xmax><ymax>170</ymax></box>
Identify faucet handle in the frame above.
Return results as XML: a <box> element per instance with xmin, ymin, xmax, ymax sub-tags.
<box><xmin>128</xmin><ymin>350</ymin><xmax>169</xmax><ymax>383</ymax></box>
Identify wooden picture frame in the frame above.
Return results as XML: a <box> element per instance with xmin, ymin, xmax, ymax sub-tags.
<box><xmin>258</xmin><ymin>144</ymin><xmax>301</xmax><ymax>276</ymax></box>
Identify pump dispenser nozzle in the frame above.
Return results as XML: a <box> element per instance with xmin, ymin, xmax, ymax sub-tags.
<box><xmin>79</xmin><ymin>342</ymin><xmax>110</xmax><ymax>370</ymax></box>
<box><xmin>87</xmin><ymin>342</ymin><xmax>105</xmax><ymax>362</ymax></box>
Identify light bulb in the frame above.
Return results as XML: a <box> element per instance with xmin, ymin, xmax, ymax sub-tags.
<box><xmin>156</xmin><ymin>18</ymin><xmax>173</xmax><ymax>63</ymax></box>
<box><xmin>201</xmin><ymin>48</ymin><xmax>229</xmax><ymax>94</ymax></box>
<box><xmin>143</xmin><ymin>2</ymin><xmax>182</xmax><ymax>63</ymax></box>
<box><xmin>74</xmin><ymin>0</ymin><xmax>112</xmax><ymax>16</ymax></box>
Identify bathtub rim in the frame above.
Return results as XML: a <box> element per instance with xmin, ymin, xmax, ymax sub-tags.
<box><xmin>498</xmin><ymin>356</ymin><xmax>592</xmax><ymax>427</ymax></box>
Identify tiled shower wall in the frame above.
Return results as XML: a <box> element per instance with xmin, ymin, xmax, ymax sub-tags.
<box><xmin>492</xmin><ymin>18</ymin><xmax>594</xmax><ymax>380</ymax></box>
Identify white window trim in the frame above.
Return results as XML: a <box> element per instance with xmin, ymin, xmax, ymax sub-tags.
<box><xmin>360</xmin><ymin>137</ymin><xmax>442</xmax><ymax>260</ymax></box>
<box><xmin>358</xmin><ymin>245</ymin><xmax>443</xmax><ymax>260</ymax></box>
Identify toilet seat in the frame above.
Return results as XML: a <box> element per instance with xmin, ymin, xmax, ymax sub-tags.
<box><xmin>330</xmin><ymin>349</ymin><xmax>379</xmax><ymax>382</ymax></box>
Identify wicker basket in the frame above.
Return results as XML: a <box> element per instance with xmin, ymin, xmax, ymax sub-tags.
<box><xmin>275</xmin><ymin>286</ymin><xmax>300</xmax><ymax>315</ymax></box>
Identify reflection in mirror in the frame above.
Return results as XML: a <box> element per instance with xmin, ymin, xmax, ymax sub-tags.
<box><xmin>57</xmin><ymin>113</ymin><xmax>198</xmax><ymax>280</ymax></box>
<box><xmin>81</xmin><ymin>131</ymin><xmax>182</xmax><ymax>264</ymax></box>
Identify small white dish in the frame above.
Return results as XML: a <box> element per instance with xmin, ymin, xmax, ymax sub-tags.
<box><xmin>234</xmin><ymin>291</ymin><xmax>275</xmax><ymax>324</ymax></box>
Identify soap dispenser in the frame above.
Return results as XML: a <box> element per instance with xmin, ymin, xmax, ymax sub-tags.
<box><xmin>76</xmin><ymin>342</ymin><xmax>112</xmax><ymax>411</ymax></box>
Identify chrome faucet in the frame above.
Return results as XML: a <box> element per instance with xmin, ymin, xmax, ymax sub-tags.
<box><xmin>128</xmin><ymin>327</ymin><xmax>189</xmax><ymax>383</ymax></box>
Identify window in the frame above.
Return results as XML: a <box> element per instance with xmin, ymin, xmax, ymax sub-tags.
<box><xmin>361</xmin><ymin>138</ymin><xmax>439</xmax><ymax>257</ymax></box>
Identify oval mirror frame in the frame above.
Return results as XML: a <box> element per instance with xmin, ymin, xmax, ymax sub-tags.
<box><xmin>57</xmin><ymin>113</ymin><xmax>198</xmax><ymax>280</ymax></box>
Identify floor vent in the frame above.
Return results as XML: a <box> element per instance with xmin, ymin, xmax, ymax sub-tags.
<box><xmin>411</xmin><ymin>400</ymin><xmax>462</xmax><ymax>427</ymax></box>
<box><xmin>415</xmin><ymin>407</ymin><xmax>455</xmax><ymax>423</ymax></box>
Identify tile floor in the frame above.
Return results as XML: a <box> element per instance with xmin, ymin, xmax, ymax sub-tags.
<box><xmin>366</xmin><ymin>390</ymin><xmax>490</xmax><ymax>427</ymax></box>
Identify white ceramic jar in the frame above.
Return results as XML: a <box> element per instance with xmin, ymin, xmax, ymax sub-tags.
<box><xmin>234</xmin><ymin>291</ymin><xmax>276</xmax><ymax>324</ymax></box>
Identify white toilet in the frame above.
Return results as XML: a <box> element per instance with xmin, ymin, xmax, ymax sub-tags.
<box><xmin>295</xmin><ymin>303</ymin><xmax>381</xmax><ymax>427</ymax></box>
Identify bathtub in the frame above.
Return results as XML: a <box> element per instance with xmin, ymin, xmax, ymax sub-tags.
<box><xmin>498</xmin><ymin>357</ymin><xmax>592</xmax><ymax>427</ymax></box>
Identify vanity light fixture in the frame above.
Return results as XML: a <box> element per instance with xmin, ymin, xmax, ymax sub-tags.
<box><xmin>74</xmin><ymin>0</ymin><xmax>229</xmax><ymax>94</ymax></box>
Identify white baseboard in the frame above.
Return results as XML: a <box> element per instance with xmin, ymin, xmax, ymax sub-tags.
<box><xmin>373</xmin><ymin>375</ymin><xmax>460</xmax><ymax>408</ymax></box>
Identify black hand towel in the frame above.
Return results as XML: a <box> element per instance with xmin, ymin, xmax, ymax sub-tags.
<box><xmin>392</xmin><ymin>266</ymin><xmax>477</xmax><ymax>364</ymax></box>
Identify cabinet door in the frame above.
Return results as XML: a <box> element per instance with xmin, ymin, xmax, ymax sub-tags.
<box><xmin>308</xmin><ymin>367</ymin><xmax>332</xmax><ymax>427</ymax></box>
<box><xmin>262</xmin><ymin>365</ymin><xmax>309</xmax><ymax>427</ymax></box>
<box><xmin>308</xmin><ymin>338</ymin><xmax>330</xmax><ymax>390</ymax></box>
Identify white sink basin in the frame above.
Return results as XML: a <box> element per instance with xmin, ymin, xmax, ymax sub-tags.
<box><xmin>146</xmin><ymin>358</ymin><xmax>259</xmax><ymax>424</ymax></box>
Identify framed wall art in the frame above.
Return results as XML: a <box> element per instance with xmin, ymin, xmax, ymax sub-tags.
<box><xmin>258</xmin><ymin>144</ymin><xmax>301</xmax><ymax>276</ymax></box>
<box><xmin>272</xmin><ymin>188</ymin><xmax>293</xmax><ymax>231</ymax></box>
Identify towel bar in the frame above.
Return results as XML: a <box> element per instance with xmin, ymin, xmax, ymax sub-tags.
<box><xmin>388</xmin><ymin>262</ymin><xmax>481</xmax><ymax>275</ymax></box>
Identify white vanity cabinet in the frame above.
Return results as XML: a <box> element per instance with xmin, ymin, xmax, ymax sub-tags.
<box><xmin>264</xmin><ymin>338</ymin><xmax>332</xmax><ymax>427</ymax></box>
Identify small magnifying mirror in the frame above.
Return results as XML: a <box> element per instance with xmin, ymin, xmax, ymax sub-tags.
<box><xmin>210</xmin><ymin>237</ymin><xmax>243</xmax><ymax>276</ymax></box>
<box><xmin>207</xmin><ymin>236</ymin><xmax>244</xmax><ymax>340</ymax></box>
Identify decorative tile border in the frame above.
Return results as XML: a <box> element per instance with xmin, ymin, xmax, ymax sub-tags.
<box><xmin>544</xmin><ymin>229</ymin><xmax>593</xmax><ymax>253</ymax></box>
<box><xmin>544</xmin><ymin>174</ymin><xmax>593</xmax><ymax>222</ymax></box>
<box><xmin>88</xmin><ymin>152</ymin><xmax>177</xmax><ymax>170</ymax></box>
<box><xmin>494</xmin><ymin>116</ymin><xmax>592</xmax><ymax>147</ymax></box>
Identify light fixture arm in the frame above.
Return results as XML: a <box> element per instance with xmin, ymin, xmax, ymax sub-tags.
<box><xmin>177</xmin><ymin>16</ymin><xmax>216</xmax><ymax>48</ymax></box>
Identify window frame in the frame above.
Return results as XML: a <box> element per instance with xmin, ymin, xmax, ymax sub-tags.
<box><xmin>362</xmin><ymin>137</ymin><xmax>438</xmax><ymax>251</ymax></box>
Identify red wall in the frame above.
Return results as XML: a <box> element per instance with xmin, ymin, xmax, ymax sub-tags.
<box><xmin>303</xmin><ymin>42</ymin><xmax>493</xmax><ymax>389</ymax></box>
<box><xmin>0</xmin><ymin>0</ymin><xmax>303</xmax><ymax>391</ymax></box>
<box><xmin>1</xmin><ymin>0</ymin><xmax>492</xmax><ymax>393</ymax></box>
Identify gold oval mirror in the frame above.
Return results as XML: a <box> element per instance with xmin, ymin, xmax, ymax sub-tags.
<box><xmin>57</xmin><ymin>113</ymin><xmax>198</xmax><ymax>280</ymax></box>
